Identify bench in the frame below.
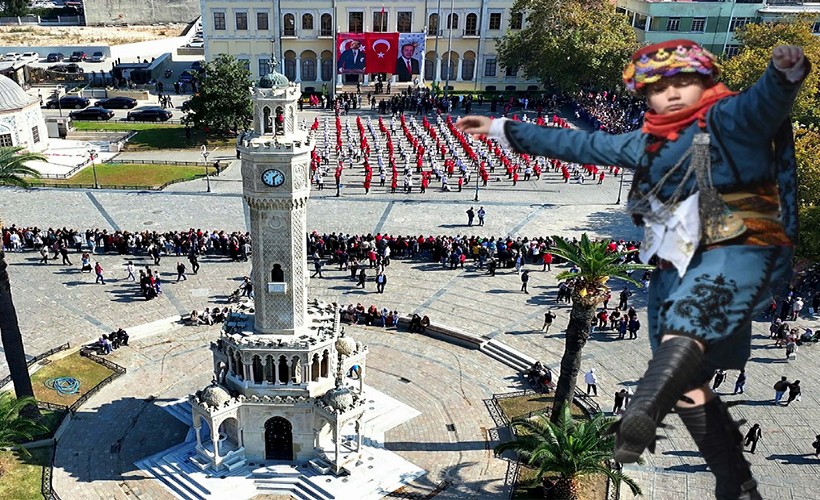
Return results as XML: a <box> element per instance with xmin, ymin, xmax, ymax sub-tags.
<box><xmin>397</xmin><ymin>315</ymin><xmax>484</xmax><ymax>350</ymax></box>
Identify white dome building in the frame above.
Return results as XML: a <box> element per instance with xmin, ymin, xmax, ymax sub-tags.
<box><xmin>0</xmin><ymin>75</ymin><xmax>47</xmax><ymax>152</ymax></box>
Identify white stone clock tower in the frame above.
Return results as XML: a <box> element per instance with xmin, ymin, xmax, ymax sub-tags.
<box><xmin>238</xmin><ymin>69</ymin><xmax>313</xmax><ymax>335</ymax></box>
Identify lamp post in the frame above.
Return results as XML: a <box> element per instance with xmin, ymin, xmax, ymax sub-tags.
<box><xmin>53</xmin><ymin>85</ymin><xmax>63</xmax><ymax>117</ymax></box>
<box><xmin>201</xmin><ymin>144</ymin><xmax>212</xmax><ymax>193</ymax></box>
<box><xmin>615</xmin><ymin>168</ymin><xmax>625</xmax><ymax>205</ymax></box>
<box><xmin>473</xmin><ymin>160</ymin><xmax>480</xmax><ymax>202</ymax></box>
<box><xmin>443</xmin><ymin>0</ymin><xmax>455</xmax><ymax>101</ymax></box>
<box><xmin>87</xmin><ymin>148</ymin><xmax>99</xmax><ymax>189</ymax></box>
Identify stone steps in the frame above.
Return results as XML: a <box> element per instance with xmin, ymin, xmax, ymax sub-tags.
<box><xmin>479</xmin><ymin>338</ymin><xmax>534</xmax><ymax>373</ymax></box>
<box><xmin>253</xmin><ymin>469</ymin><xmax>334</xmax><ymax>500</ymax></box>
<box><xmin>135</xmin><ymin>442</ymin><xmax>208</xmax><ymax>500</ymax></box>
<box><xmin>158</xmin><ymin>399</ymin><xmax>194</xmax><ymax>427</ymax></box>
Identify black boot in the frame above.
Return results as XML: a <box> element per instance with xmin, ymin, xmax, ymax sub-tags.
<box><xmin>612</xmin><ymin>336</ymin><xmax>704</xmax><ymax>463</ymax></box>
<box><xmin>677</xmin><ymin>398</ymin><xmax>762</xmax><ymax>500</ymax></box>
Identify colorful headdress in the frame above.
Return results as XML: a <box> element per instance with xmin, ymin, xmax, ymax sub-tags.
<box><xmin>623</xmin><ymin>39</ymin><xmax>720</xmax><ymax>93</ymax></box>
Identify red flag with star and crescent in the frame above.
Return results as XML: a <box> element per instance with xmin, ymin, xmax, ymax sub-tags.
<box><xmin>365</xmin><ymin>32</ymin><xmax>398</xmax><ymax>74</ymax></box>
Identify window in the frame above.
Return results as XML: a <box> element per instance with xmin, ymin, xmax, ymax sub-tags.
<box><xmin>238</xmin><ymin>58</ymin><xmax>250</xmax><ymax>72</ymax></box>
<box><xmin>257</xmin><ymin>12</ymin><xmax>269</xmax><ymax>30</ymax></box>
<box><xmin>485</xmin><ymin>58</ymin><xmax>497</xmax><ymax>77</ymax></box>
<box><xmin>373</xmin><ymin>11</ymin><xmax>388</xmax><ymax>32</ymax></box>
<box><xmin>301</xmin><ymin>59</ymin><xmax>316</xmax><ymax>81</ymax></box>
<box><xmin>349</xmin><ymin>12</ymin><xmax>363</xmax><ymax>33</ymax></box>
<box><xmin>724</xmin><ymin>45</ymin><xmax>740</xmax><ymax>58</ymax></box>
<box><xmin>321</xmin><ymin>58</ymin><xmax>333</xmax><ymax>80</ymax></box>
<box><xmin>666</xmin><ymin>17</ymin><xmax>680</xmax><ymax>32</ymax></box>
<box><xmin>813</xmin><ymin>21</ymin><xmax>820</xmax><ymax>34</ymax></box>
<box><xmin>213</xmin><ymin>11</ymin><xmax>226</xmax><ymax>30</ymax></box>
<box><xmin>302</xmin><ymin>13</ymin><xmax>313</xmax><ymax>30</ymax></box>
<box><xmin>691</xmin><ymin>17</ymin><xmax>706</xmax><ymax>33</ymax></box>
<box><xmin>320</xmin><ymin>13</ymin><xmax>332</xmax><ymax>36</ymax></box>
<box><xmin>32</xmin><ymin>126</ymin><xmax>40</xmax><ymax>143</ymax></box>
<box><xmin>447</xmin><ymin>13</ymin><xmax>458</xmax><ymax>30</ymax></box>
<box><xmin>397</xmin><ymin>11</ymin><xmax>412</xmax><ymax>33</ymax></box>
<box><xmin>424</xmin><ymin>58</ymin><xmax>434</xmax><ymax>80</ymax></box>
<box><xmin>0</xmin><ymin>133</ymin><xmax>11</xmax><ymax>147</ymax></box>
<box><xmin>615</xmin><ymin>7</ymin><xmax>626</xmax><ymax>15</ymax></box>
<box><xmin>729</xmin><ymin>17</ymin><xmax>751</xmax><ymax>32</ymax></box>
<box><xmin>441</xmin><ymin>58</ymin><xmax>456</xmax><ymax>80</ymax></box>
<box><xmin>634</xmin><ymin>14</ymin><xmax>647</xmax><ymax>30</ymax></box>
<box><xmin>485</xmin><ymin>85</ymin><xmax>496</xmax><ymax>91</ymax></box>
<box><xmin>505</xmin><ymin>65</ymin><xmax>517</xmax><ymax>77</ymax></box>
<box><xmin>428</xmin><ymin>13</ymin><xmax>439</xmax><ymax>35</ymax></box>
<box><xmin>510</xmin><ymin>11</ymin><xmax>523</xmax><ymax>30</ymax></box>
<box><xmin>259</xmin><ymin>58</ymin><xmax>270</xmax><ymax>76</ymax></box>
<box><xmin>489</xmin><ymin>13</ymin><xmax>502</xmax><ymax>30</ymax></box>
<box><xmin>284</xmin><ymin>59</ymin><xmax>296</xmax><ymax>80</ymax></box>
<box><xmin>283</xmin><ymin>13</ymin><xmax>295</xmax><ymax>36</ymax></box>
<box><xmin>462</xmin><ymin>59</ymin><xmax>474</xmax><ymax>80</ymax></box>
<box><xmin>465</xmin><ymin>13</ymin><xmax>478</xmax><ymax>36</ymax></box>
<box><xmin>235</xmin><ymin>12</ymin><xmax>248</xmax><ymax>31</ymax></box>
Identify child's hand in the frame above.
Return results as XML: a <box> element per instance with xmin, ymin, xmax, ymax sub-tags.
<box><xmin>455</xmin><ymin>115</ymin><xmax>492</xmax><ymax>136</ymax></box>
<box><xmin>773</xmin><ymin>45</ymin><xmax>804</xmax><ymax>70</ymax></box>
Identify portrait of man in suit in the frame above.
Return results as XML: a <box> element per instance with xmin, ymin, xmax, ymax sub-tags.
<box><xmin>394</xmin><ymin>43</ymin><xmax>420</xmax><ymax>82</ymax></box>
<box><xmin>337</xmin><ymin>39</ymin><xmax>366</xmax><ymax>73</ymax></box>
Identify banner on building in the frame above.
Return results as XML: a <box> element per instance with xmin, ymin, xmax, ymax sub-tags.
<box><xmin>336</xmin><ymin>32</ymin><xmax>367</xmax><ymax>74</ymax></box>
<box><xmin>336</xmin><ymin>32</ymin><xmax>426</xmax><ymax>78</ymax></box>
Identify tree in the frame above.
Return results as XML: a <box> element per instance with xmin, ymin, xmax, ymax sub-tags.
<box><xmin>0</xmin><ymin>147</ymin><xmax>43</xmax><ymax>409</ymax></box>
<box><xmin>797</xmin><ymin>206</ymin><xmax>820</xmax><ymax>261</ymax></box>
<box><xmin>2</xmin><ymin>0</ymin><xmax>29</xmax><ymax>17</ymax></box>
<box><xmin>495</xmin><ymin>405</ymin><xmax>642</xmax><ymax>500</ymax></box>
<box><xmin>721</xmin><ymin>16</ymin><xmax>820</xmax><ymax>127</ymax></box>
<box><xmin>547</xmin><ymin>235</ymin><xmax>650</xmax><ymax>422</ymax></box>
<box><xmin>0</xmin><ymin>393</ymin><xmax>47</xmax><ymax>456</ymax></box>
<box><xmin>497</xmin><ymin>0</ymin><xmax>638</xmax><ymax>92</ymax></box>
<box><xmin>184</xmin><ymin>54</ymin><xmax>253</xmax><ymax>134</ymax></box>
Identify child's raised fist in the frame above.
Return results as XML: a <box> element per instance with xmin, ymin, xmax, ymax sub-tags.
<box><xmin>772</xmin><ymin>45</ymin><xmax>804</xmax><ymax>71</ymax></box>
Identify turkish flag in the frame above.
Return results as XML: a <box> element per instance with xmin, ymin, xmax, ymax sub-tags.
<box><xmin>365</xmin><ymin>32</ymin><xmax>398</xmax><ymax>74</ymax></box>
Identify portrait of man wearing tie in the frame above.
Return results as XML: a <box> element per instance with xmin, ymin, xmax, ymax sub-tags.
<box><xmin>395</xmin><ymin>43</ymin><xmax>420</xmax><ymax>82</ymax></box>
<box><xmin>337</xmin><ymin>39</ymin><xmax>366</xmax><ymax>73</ymax></box>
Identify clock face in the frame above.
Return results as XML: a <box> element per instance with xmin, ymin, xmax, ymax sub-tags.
<box><xmin>261</xmin><ymin>169</ymin><xmax>285</xmax><ymax>187</ymax></box>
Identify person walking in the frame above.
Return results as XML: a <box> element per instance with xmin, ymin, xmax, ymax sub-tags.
<box><xmin>617</xmin><ymin>287</ymin><xmax>632</xmax><ymax>311</ymax></box>
<box><xmin>773</xmin><ymin>376</ymin><xmax>789</xmax><ymax>405</ymax></box>
<box><xmin>785</xmin><ymin>380</ymin><xmax>801</xmax><ymax>406</ymax></box>
<box><xmin>541</xmin><ymin>310</ymin><xmax>556</xmax><ymax>334</ymax></box>
<box><xmin>627</xmin><ymin>316</ymin><xmax>641</xmax><ymax>340</ymax></box>
<box><xmin>744</xmin><ymin>424</ymin><xmax>762</xmax><ymax>454</ymax></box>
<box><xmin>520</xmin><ymin>270</ymin><xmax>530</xmax><ymax>294</ymax></box>
<box><xmin>125</xmin><ymin>261</ymin><xmax>136</xmax><ymax>281</ymax></box>
<box><xmin>176</xmin><ymin>261</ymin><xmax>187</xmax><ymax>281</ymax></box>
<box><xmin>477</xmin><ymin>206</ymin><xmax>485</xmax><ymax>226</ymax></box>
<box><xmin>712</xmin><ymin>369</ymin><xmax>727</xmax><ymax>391</ymax></box>
<box><xmin>311</xmin><ymin>259</ymin><xmax>324</xmax><ymax>278</ymax></box>
<box><xmin>357</xmin><ymin>267</ymin><xmax>366</xmax><ymax>289</ymax></box>
<box><xmin>733</xmin><ymin>369</ymin><xmax>747</xmax><ymax>395</ymax></box>
<box><xmin>39</xmin><ymin>245</ymin><xmax>49</xmax><ymax>265</ymax></box>
<box><xmin>376</xmin><ymin>272</ymin><xmax>387</xmax><ymax>293</ymax></box>
<box><xmin>94</xmin><ymin>262</ymin><xmax>105</xmax><ymax>284</ymax></box>
<box><xmin>812</xmin><ymin>435</ymin><xmax>820</xmax><ymax>457</ymax></box>
<box><xmin>584</xmin><ymin>368</ymin><xmax>598</xmax><ymax>396</ymax></box>
<box><xmin>466</xmin><ymin>207</ymin><xmax>475</xmax><ymax>226</ymax></box>
<box><xmin>613</xmin><ymin>388</ymin><xmax>629</xmax><ymax>414</ymax></box>
<box><xmin>189</xmin><ymin>253</ymin><xmax>200</xmax><ymax>274</ymax></box>
<box><xmin>59</xmin><ymin>246</ymin><xmax>72</xmax><ymax>265</ymax></box>
<box><xmin>241</xmin><ymin>276</ymin><xmax>253</xmax><ymax>298</ymax></box>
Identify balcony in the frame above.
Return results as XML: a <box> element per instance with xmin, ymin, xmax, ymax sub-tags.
<box><xmin>427</xmin><ymin>29</ymin><xmax>443</xmax><ymax>36</ymax></box>
<box><xmin>281</xmin><ymin>29</ymin><xmax>296</xmax><ymax>38</ymax></box>
<box><xmin>463</xmin><ymin>29</ymin><xmax>480</xmax><ymax>37</ymax></box>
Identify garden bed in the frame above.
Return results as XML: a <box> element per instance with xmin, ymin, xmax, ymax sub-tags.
<box><xmin>0</xmin><ymin>447</ymin><xmax>52</xmax><ymax>500</ymax></box>
<box><xmin>72</xmin><ymin>122</ymin><xmax>236</xmax><ymax>150</ymax></box>
<box><xmin>30</xmin><ymin>352</ymin><xmax>114</xmax><ymax>407</ymax></box>
<box><xmin>32</xmin><ymin>163</ymin><xmax>214</xmax><ymax>189</ymax></box>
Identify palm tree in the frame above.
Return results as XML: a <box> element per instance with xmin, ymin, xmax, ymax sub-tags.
<box><xmin>548</xmin><ymin>234</ymin><xmax>651</xmax><ymax>423</ymax></box>
<box><xmin>1</xmin><ymin>146</ymin><xmax>44</xmax><ymax>409</ymax></box>
<box><xmin>0</xmin><ymin>392</ymin><xmax>48</xmax><ymax>456</ymax></box>
<box><xmin>495</xmin><ymin>406</ymin><xmax>642</xmax><ymax>500</ymax></box>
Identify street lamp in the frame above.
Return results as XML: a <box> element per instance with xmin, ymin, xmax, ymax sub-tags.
<box><xmin>615</xmin><ymin>168</ymin><xmax>625</xmax><ymax>205</ymax></box>
<box><xmin>53</xmin><ymin>85</ymin><xmax>64</xmax><ymax>117</ymax></box>
<box><xmin>201</xmin><ymin>145</ymin><xmax>212</xmax><ymax>193</ymax></box>
<box><xmin>87</xmin><ymin>148</ymin><xmax>99</xmax><ymax>189</ymax></box>
<box><xmin>473</xmin><ymin>160</ymin><xmax>480</xmax><ymax>202</ymax></box>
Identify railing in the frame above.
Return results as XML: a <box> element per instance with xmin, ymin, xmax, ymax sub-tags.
<box><xmin>103</xmin><ymin>158</ymin><xmax>204</xmax><ymax>167</ymax></box>
<box><xmin>281</xmin><ymin>29</ymin><xmax>296</xmax><ymax>37</ymax></box>
<box><xmin>463</xmin><ymin>29</ymin><xmax>480</xmax><ymax>37</ymax></box>
<box><xmin>319</xmin><ymin>29</ymin><xmax>333</xmax><ymax>37</ymax></box>
<box><xmin>41</xmin><ymin>445</ymin><xmax>62</xmax><ymax>500</ymax></box>
<box><xmin>0</xmin><ymin>343</ymin><xmax>71</xmax><ymax>389</ymax></box>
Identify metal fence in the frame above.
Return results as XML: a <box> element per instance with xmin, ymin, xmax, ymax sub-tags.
<box><xmin>41</xmin><ymin>445</ymin><xmax>62</xmax><ymax>500</ymax></box>
<box><xmin>0</xmin><ymin>343</ymin><xmax>71</xmax><ymax>390</ymax></box>
<box><xmin>104</xmin><ymin>158</ymin><xmax>204</xmax><ymax>167</ymax></box>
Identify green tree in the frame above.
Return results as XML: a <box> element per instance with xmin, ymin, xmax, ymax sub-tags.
<box><xmin>797</xmin><ymin>206</ymin><xmax>820</xmax><ymax>261</ymax></box>
<box><xmin>2</xmin><ymin>0</ymin><xmax>29</xmax><ymax>17</ymax></box>
<box><xmin>0</xmin><ymin>393</ymin><xmax>47</xmax><ymax>455</ymax></box>
<box><xmin>497</xmin><ymin>0</ymin><xmax>638</xmax><ymax>92</ymax></box>
<box><xmin>721</xmin><ymin>16</ymin><xmax>820</xmax><ymax>127</ymax></box>
<box><xmin>495</xmin><ymin>405</ymin><xmax>642</xmax><ymax>500</ymax></box>
<box><xmin>184</xmin><ymin>54</ymin><xmax>253</xmax><ymax>134</ymax></box>
<box><xmin>548</xmin><ymin>235</ymin><xmax>650</xmax><ymax>422</ymax></box>
<box><xmin>0</xmin><ymin>147</ymin><xmax>43</xmax><ymax>410</ymax></box>
<box><xmin>794</xmin><ymin>125</ymin><xmax>820</xmax><ymax>209</ymax></box>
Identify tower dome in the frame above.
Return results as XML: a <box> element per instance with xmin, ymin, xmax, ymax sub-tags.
<box><xmin>259</xmin><ymin>70</ymin><xmax>290</xmax><ymax>89</ymax></box>
<box><xmin>322</xmin><ymin>386</ymin><xmax>355</xmax><ymax>412</ymax></box>
<box><xmin>200</xmin><ymin>383</ymin><xmax>231</xmax><ymax>409</ymax></box>
<box><xmin>0</xmin><ymin>75</ymin><xmax>36</xmax><ymax>111</ymax></box>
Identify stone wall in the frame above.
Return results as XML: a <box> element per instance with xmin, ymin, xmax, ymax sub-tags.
<box><xmin>83</xmin><ymin>0</ymin><xmax>200</xmax><ymax>26</ymax></box>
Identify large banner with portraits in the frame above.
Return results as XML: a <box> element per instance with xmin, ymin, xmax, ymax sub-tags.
<box><xmin>336</xmin><ymin>32</ymin><xmax>426</xmax><ymax>78</ymax></box>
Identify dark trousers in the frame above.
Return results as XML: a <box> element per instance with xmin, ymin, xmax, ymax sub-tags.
<box><xmin>587</xmin><ymin>384</ymin><xmax>597</xmax><ymax>396</ymax></box>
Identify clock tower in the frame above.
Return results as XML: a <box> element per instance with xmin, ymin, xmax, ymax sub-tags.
<box><xmin>238</xmin><ymin>68</ymin><xmax>312</xmax><ymax>335</ymax></box>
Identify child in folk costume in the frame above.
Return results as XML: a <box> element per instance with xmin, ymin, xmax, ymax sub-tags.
<box><xmin>457</xmin><ymin>41</ymin><xmax>809</xmax><ymax>500</ymax></box>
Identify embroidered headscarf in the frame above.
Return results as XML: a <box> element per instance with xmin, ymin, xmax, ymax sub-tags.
<box><xmin>623</xmin><ymin>39</ymin><xmax>721</xmax><ymax>94</ymax></box>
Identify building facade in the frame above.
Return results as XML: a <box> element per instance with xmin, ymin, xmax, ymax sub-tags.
<box><xmin>199</xmin><ymin>0</ymin><xmax>542</xmax><ymax>92</ymax></box>
<box><xmin>615</xmin><ymin>0</ymin><xmax>820</xmax><ymax>57</ymax></box>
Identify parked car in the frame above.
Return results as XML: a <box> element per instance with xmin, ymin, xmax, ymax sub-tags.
<box><xmin>47</xmin><ymin>63</ymin><xmax>84</xmax><ymax>74</ymax></box>
<box><xmin>69</xmin><ymin>107</ymin><xmax>114</xmax><ymax>121</ymax></box>
<box><xmin>177</xmin><ymin>70</ymin><xmax>197</xmax><ymax>83</ymax></box>
<box><xmin>186</xmin><ymin>41</ymin><xmax>204</xmax><ymax>48</ymax></box>
<box><xmin>190</xmin><ymin>60</ymin><xmax>204</xmax><ymax>72</ymax></box>
<box><xmin>94</xmin><ymin>96</ymin><xmax>137</xmax><ymax>109</ymax></box>
<box><xmin>46</xmin><ymin>52</ymin><xmax>65</xmax><ymax>62</ymax></box>
<box><xmin>69</xmin><ymin>51</ymin><xmax>86</xmax><ymax>62</ymax></box>
<box><xmin>127</xmin><ymin>107</ymin><xmax>172</xmax><ymax>122</ymax></box>
<box><xmin>21</xmin><ymin>52</ymin><xmax>39</xmax><ymax>61</ymax></box>
<box><xmin>45</xmin><ymin>96</ymin><xmax>90</xmax><ymax>110</ymax></box>
<box><xmin>3</xmin><ymin>52</ymin><xmax>21</xmax><ymax>61</ymax></box>
<box><xmin>88</xmin><ymin>51</ymin><xmax>106</xmax><ymax>62</ymax></box>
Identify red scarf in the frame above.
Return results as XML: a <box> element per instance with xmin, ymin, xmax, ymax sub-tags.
<box><xmin>642</xmin><ymin>83</ymin><xmax>736</xmax><ymax>144</ymax></box>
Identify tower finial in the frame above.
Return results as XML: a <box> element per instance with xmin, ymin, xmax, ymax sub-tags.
<box><xmin>270</xmin><ymin>38</ymin><xmax>278</xmax><ymax>70</ymax></box>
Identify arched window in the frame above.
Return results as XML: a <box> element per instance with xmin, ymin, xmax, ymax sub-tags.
<box><xmin>321</xmin><ymin>58</ymin><xmax>333</xmax><ymax>81</ymax></box>
<box><xmin>283</xmin><ymin>13</ymin><xmax>295</xmax><ymax>36</ymax></box>
<box><xmin>447</xmin><ymin>13</ymin><xmax>458</xmax><ymax>30</ymax></box>
<box><xmin>465</xmin><ymin>13</ymin><xmax>478</xmax><ymax>36</ymax></box>
<box><xmin>301</xmin><ymin>58</ymin><xmax>316</xmax><ymax>81</ymax></box>
<box><xmin>428</xmin><ymin>13</ymin><xmax>439</xmax><ymax>35</ymax></box>
<box><xmin>462</xmin><ymin>59</ymin><xmax>475</xmax><ymax>80</ymax></box>
<box><xmin>424</xmin><ymin>59</ymin><xmax>435</xmax><ymax>80</ymax></box>
<box><xmin>320</xmin><ymin>13</ymin><xmax>332</xmax><ymax>36</ymax></box>
<box><xmin>302</xmin><ymin>13</ymin><xmax>313</xmax><ymax>30</ymax></box>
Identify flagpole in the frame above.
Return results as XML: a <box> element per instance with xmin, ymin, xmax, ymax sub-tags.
<box><xmin>444</xmin><ymin>0</ymin><xmax>455</xmax><ymax>101</ymax></box>
<box><xmin>432</xmin><ymin>0</ymin><xmax>442</xmax><ymax>91</ymax></box>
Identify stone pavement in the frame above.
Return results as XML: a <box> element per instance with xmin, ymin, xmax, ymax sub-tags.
<box><xmin>2</xmin><ymin>108</ymin><xmax>819</xmax><ymax>499</ymax></box>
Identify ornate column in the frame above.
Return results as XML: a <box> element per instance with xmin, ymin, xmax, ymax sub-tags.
<box><xmin>295</xmin><ymin>57</ymin><xmax>302</xmax><ymax>82</ymax></box>
<box><xmin>194</xmin><ymin>424</ymin><xmax>202</xmax><ymax>449</ymax></box>
<box><xmin>283</xmin><ymin>358</ymin><xmax>291</xmax><ymax>385</ymax></box>
<box><xmin>435</xmin><ymin>58</ymin><xmax>442</xmax><ymax>83</ymax></box>
<box><xmin>456</xmin><ymin>58</ymin><xmax>463</xmax><ymax>82</ymax></box>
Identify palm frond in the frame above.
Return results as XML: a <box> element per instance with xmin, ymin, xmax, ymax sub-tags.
<box><xmin>0</xmin><ymin>146</ymin><xmax>45</xmax><ymax>189</ymax></box>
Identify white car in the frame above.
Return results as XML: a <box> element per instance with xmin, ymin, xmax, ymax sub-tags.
<box><xmin>21</xmin><ymin>52</ymin><xmax>39</xmax><ymax>61</ymax></box>
<box><xmin>3</xmin><ymin>52</ymin><xmax>21</xmax><ymax>61</ymax></box>
<box><xmin>89</xmin><ymin>51</ymin><xmax>106</xmax><ymax>62</ymax></box>
<box><xmin>186</xmin><ymin>41</ymin><xmax>204</xmax><ymax>48</ymax></box>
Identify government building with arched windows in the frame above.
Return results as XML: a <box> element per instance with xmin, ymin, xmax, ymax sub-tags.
<box><xmin>200</xmin><ymin>0</ymin><xmax>543</xmax><ymax>93</ymax></box>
